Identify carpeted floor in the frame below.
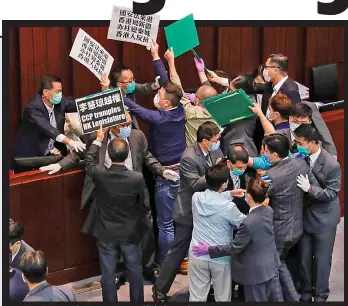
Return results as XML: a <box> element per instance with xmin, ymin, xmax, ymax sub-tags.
<box><xmin>64</xmin><ymin>217</ymin><xmax>344</xmax><ymax>302</ymax></box>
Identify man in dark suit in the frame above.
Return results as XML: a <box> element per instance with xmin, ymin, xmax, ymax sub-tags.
<box><xmin>254</xmin><ymin>53</ymin><xmax>301</xmax><ymax>151</ymax></box>
<box><xmin>152</xmin><ymin>121</ymin><xmax>224</xmax><ymax>302</ymax></box>
<box><xmin>12</xmin><ymin>76</ymin><xmax>85</xmax><ymax>159</ymax></box>
<box><xmin>9</xmin><ymin>219</ymin><xmax>35</xmax><ymax>269</ymax></box>
<box><xmin>21</xmin><ymin>251</ymin><xmax>76</xmax><ymax>302</ymax></box>
<box><xmin>263</xmin><ymin>134</ymin><xmax>309</xmax><ymax>301</ymax></box>
<box><xmin>84</xmin><ymin>132</ymin><xmax>147</xmax><ymax>302</ymax></box>
<box><xmin>40</xmin><ymin>111</ymin><xmax>178</xmax><ymax>283</ymax></box>
<box><xmin>294</xmin><ymin>124</ymin><xmax>341</xmax><ymax>302</ymax></box>
<box><xmin>192</xmin><ymin>174</ymin><xmax>283</xmax><ymax>302</ymax></box>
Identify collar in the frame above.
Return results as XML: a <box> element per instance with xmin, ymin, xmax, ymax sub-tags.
<box><xmin>310</xmin><ymin>146</ymin><xmax>321</xmax><ymax>166</ymax></box>
<box><xmin>249</xmin><ymin>205</ymin><xmax>262</xmax><ymax>213</ymax></box>
<box><xmin>273</xmin><ymin>76</ymin><xmax>288</xmax><ymax>93</ymax></box>
<box><xmin>275</xmin><ymin>121</ymin><xmax>290</xmax><ymax>130</ymax></box>
<box><xmin>42</xmin><ymin>99</ymin><xmax>54</xmax><ymax>111</ymax></box>
<box><xmin>197</xmin><ymin>143</ymin><xmax>209</xmax><ymax>157</ymax></box>
<box><xmin>290</xmin><ymin>131</ymin><xmax>295</xmax><ymax>141</ymax></box>
<box><xmin>26</xmin><ymin>281</ymin><xmax>50</xmax><ymax>297</ymax></box>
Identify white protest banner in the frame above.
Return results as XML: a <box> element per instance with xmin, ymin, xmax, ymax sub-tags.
<box><xmin>70</xmin><ymin>29</ymin><xmax>114</xmax><ymax>81</ymax></box>
<box><xmin>107</xmin><ymin>6</ymin><xmax>160</xmax><ymax>50</ymax></box>
<box><xmin>75</xmin><ymin>88</ymin><xmax>127</xmax><ymax>134</ymax></box>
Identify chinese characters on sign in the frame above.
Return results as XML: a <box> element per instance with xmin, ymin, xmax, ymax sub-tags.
<box><xmin>70</xmin><ymin>29</ymin><xmax>114</xmax><ymax>81</ymax></box>
<box><xmin>75</xmin><ymin>88</ymin><xmax>127</xmax><ymax>134</ymax></box>
<box><xmin>108</xmin><ymin>6</ymin><xmax>160</xmax><ymax>49</ymax></box>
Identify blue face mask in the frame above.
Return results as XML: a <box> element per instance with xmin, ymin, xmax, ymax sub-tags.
<box><xmin>50</xmin><ymin>92</ymin><xmax>62</xmax><ymax>105</ymax></box>
<box><xmin>125</xmin><ymin>81</ymin><xmax>136</xmax><ymax>94</ymax></box>
<box><xmin>263</xmin><ymin>152</ymin><xmax>273</xmax><ymax>164</ymax></box>
<box><xmin>119</xmin><ymin>125</ymin><xmax>132</xmax><ymax>139</ymax></box>
<box><xmin>290</xmin><ymin>122</ymin><xmax>300</xmax><ymax>132</ymax></box>
<box><xmin>208</xmin><ymin>140</ymin><xmax>220</xmax><ymax>152</ymax></box>
<box><xmin>232</xmin><ymin>169</ymin><xmax>245</xmax><ymax>176</ymax></box>
<box><xmin>297</xmin><ymin>144</ymin><xmax>310</xmax><ymax>156</ymax></box>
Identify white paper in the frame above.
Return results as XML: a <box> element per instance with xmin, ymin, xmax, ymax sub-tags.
<box><xmin>107</xmin><ymin>6</ymin><xmax>160</xmax><ymax>50</ymax></box>
<box><xmin>69</xmin><ymin>28</ymin><xmax>114</xmax><ymax>81</ymax></box>
<box><xmin>295</xmin><ymin>81</ymin><xmax>310</xmax><ymax>100</ymax></box>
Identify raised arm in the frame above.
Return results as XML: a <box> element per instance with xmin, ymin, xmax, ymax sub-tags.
<box><xmin>248</xmin><ymin>102</ymin><xmax>276</xmax><ymax>135</ymax></box>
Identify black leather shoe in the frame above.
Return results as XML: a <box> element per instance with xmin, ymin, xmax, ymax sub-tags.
<box><xmin>115</xmin><ymin>275</ymin><xmax>126</xmax><ymax>290</ymax></box>
<box><xmin>144</xmin><ymin>266</ymin><xmax>159</xmax><ymax>283</ymax></box>
<box><xmin>152</xmin><ymin>285</ymin><xmax>167</xmax><ymax>302</ymax></box>
<box><xmin>207</xmin><ymin>286</ymin><xmax>215</xmax><ymax>301</ymax></box>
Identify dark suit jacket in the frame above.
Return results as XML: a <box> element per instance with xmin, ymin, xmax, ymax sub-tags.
<box><xmin>305</xmin><ymin>148</ymin><xmax>341</xmax><ymax>233</ymax></box>
<box><xmin>266</xmin><ymin>158</ymin><xmax>309</xmax><ymax>242</ymax></box>
<box><xmin>23</xmin><ymin>282</ymin><xmax>76</xmax><ymax>302</ymax></box>
<box><xmin>221</xmin><ymin>116</ymin><xmax>258</xmax><ymax>157</ymax></box>
<box><xmin>227</xmin><ymin>173</ymin><xmax>249</xmax><ymax>215</ymax></box>
<box><xmin>84</xmin><ymin>144</ymin><xmax>148</xmax><ymax>244</ymax></box>
<box><xmin>58</xmin><ymin>128</ymin><xmax>164</xmax><ymax>209</ymax></box>
<box><xmin>209</xmin><ymin>206</ymin><xmax>280</xmax><ymax>286</ymax></box>
<box><xmin>173</xmin><ymin>142</ymin><xmax>223</xmax><ymax>225</ymax></box>
<box><xmin>11</xmin><ymin>241</ymin><xmax>34</xmax><ymax>270</ymax></box>
<box><xmin>13</xmin><ymin>94</ymin><xmax>77</xmax><ymax>158</ymax></box>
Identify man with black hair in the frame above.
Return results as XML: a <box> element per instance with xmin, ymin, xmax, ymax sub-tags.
<box><xmin>9</xmin><ymin>219</ymin><xmax>34</xmax><ymax>269</ymax></box>
<box><xmin>253</xmin><ymin>53</ymin><xmax>301</xmax><ymax>151</ymax></box>
<box><xmin>152</xmin><ymin>121</ymin><xmax>224</xmax><ymax>302</ymax></box>
<box><xmin>294</xmin><ymin>124</ymin><xmax>341</xmax><ymax>302</ymax></box>
<box><xmin>13</xmin><ymin>75</ymin><xmax>83</xmax><ymax>159</ymax></box>
<box><xmin>83</xmin><ymin>128</ymin><xmax>147</xmax><ymax>302</ymax></box>
<box><xmin>263</xmin><ymin>133</ymin><xmax>309</xmax><ymax>301</ymax></box>
<box><xmin>21</xmin><ymin>251</ymin><xmax>75</xmax><ymax>301</ymax></box>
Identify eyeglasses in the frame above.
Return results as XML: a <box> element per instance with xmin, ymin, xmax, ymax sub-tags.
<box><xmin>118</xmin><ymin>121</ymin><xmax>133</xmax><ymax>128</ymax></box>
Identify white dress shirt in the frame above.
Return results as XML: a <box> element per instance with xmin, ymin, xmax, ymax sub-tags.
<box><xmin>249</xmin><ymin>204</ymin><xmax>262</xmax><ymax>213</ymax></box>
<box><xmin>309</xmin><ymin>146</ymin><xmax>321</xmax><ymax>168</ymax></box>
<box><xmin>266</xmin><ymin>76</ymin><xmax>289</xmax><ymax>118</ymax></box>
<box><xmin>11</xmin><ymin>243</ymin><xmax>21</xmax><ymax>262</ymax></box>
<box><xmin>230</xmin><ymin>171</ymin><xmax>240</xmax><ymax>189</ymax></box>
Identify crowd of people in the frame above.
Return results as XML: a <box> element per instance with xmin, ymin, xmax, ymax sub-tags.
<box><xmin>10</xmin><ymin>38</ymin><xmax>341</xmax><ymax>302</ymax></box>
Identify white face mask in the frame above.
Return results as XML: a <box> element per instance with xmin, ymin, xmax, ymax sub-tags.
<box><xmin>153</xmin><ymin>94</ymin><xmax>160</xmax><ymax>109</ymax></box>
<box><xmin>263</xmin><ymin>68</ymin><xmax>272</xmax><ymax>82</ymax></box>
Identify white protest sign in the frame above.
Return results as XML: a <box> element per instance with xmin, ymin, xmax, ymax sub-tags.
<box><xmin>70</xmin><ymin>28</ymin><xmax>114</xmax><ymax>81</ymax></box>
<box><xmin>107</xmin><ymin>6</ymin><xmax>160</xmax><ymax>50</ymax></box>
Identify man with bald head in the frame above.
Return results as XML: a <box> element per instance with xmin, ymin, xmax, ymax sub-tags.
<box><xmin>164</xmin><ymin>49</ymin><xmax>218</xmax><ymax>147</ymax></box>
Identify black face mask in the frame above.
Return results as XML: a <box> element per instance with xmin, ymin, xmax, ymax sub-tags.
<box><xmin>252</xmin><ymin>82</ymin><xmax>269</xmax><ymax>93</ymax></box>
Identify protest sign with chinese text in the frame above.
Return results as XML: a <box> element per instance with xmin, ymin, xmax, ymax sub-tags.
<box><xmin>70</xmin><ymin>28</ymin><xmax>114</xmax><ymax>81</ymax></box>
<box><xmin>75</xmin><ymin>88</ymin><xmax>127</xmax><ymax>134</ymax></box>
<box><xmin>108</xmin><ymin>6</ymin><xmax>160</xmax><ymax>50</ymax></box>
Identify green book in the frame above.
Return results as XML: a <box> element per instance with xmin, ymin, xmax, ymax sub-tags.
<box><xmin>201</xmin><ymin>89</ymin><xmax>255</xmax><ymax>127</ymax></box>
<box><xmin>164</xmin><ymin>14</ymin><xmax>199</xmax><ymax>58</ymax></box>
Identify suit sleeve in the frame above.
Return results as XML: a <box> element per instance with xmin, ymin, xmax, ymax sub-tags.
<box><xmin>123</xmin><ymin>96</ymin><xmax>164</xmax><ymax>125</ymax></box>
<box><xmin>286</xmin><ymin>89</ymin><xmax>301</xmax><ymax>105</ymax></box>
<box><xmin>135</xmin><ymin>83</ymin><xmax>153</xmax><ymax>95</ymax></box>
<box><xmin>141</xmin><ymin>132</ymin><xmax>165</xmax><ymax>176</ymax></box>
<box><xmin>208</xmin><ymin>223</ymin><xmax>251</xmax><ymax>258</ymax></box>
<box><xmin>153</xmin><ymin>58</ymin><xmax>169</xmax><ymax>85</ymax></box>
<box><xmin>180</xmin><ymin>157</ymin><xmax>206</xmax><ymax>192</ymax></box>
<box><xmin>84</xmin><ymin>143</ymin><xmax>106</xmax><ymax>181</ymax></box>
<box><xmin>308</xmin><ymin>164</ymin><xmax>341</xmax><ymax>202</ymax></box>
<box><xmin>27</xmin><ymin>104</ymin><xmax>62</xmax><ymax>139</ymax></box>
<box><xmin>64</xmin><ymin>96</ymin><xmax>78</xmax><ymax>113</ymax></box>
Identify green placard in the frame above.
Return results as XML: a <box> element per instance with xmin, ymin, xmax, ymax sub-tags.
<box><xmin>201</xmin><ymin>89</ymin><xmax>256</xmax><ymax>127</ymax></box>
<box><xmin>164</xmin><ymin>14</ymin><xmax>199</xmax><ymax>58</ymax></box>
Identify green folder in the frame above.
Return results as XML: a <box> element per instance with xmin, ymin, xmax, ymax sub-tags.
<box><xmin>201</xmin><ymin>89</ymin><xmax>256</xmax><ymax>127</ymax></box>
<box><xmin>164</xmin><ymin>14</ymin><xmax>199</xmax><ymax>58</ymax></box>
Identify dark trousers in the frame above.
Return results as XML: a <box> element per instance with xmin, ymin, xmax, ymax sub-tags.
<box><xmin>300</xmin><ymin>227</ymin><xmax>337</xmax><ymax>302</ymax></box>
<box><xmin>97</xmin><ymin>240</ymin><xmax>144</xmax><ymax>302</ymax></box>
<box><xmin>276</xmin><ymin>237</ymin><xmax>301</xmax><ymax>301</ymax></box>
<box><xmin>286</xmin><ymin>240</ymin><xmax>301</xmax><ymax>291</ymax></box>
<box><xmin>244</xmin><ymin>271</ymin><xmax>284</xmax><ymax>302</ymax></box>
<box><xmin>155</xmin><ymin>222</ymin><xmax>193</xmax><ymax>293</ymax></box>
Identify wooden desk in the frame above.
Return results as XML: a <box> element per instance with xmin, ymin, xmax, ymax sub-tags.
<box><xmin>9</xmin><ymin>108</ymin><xmax>344</xmax><ymax>285</ymax></box>
<box><xmin>10</xmin><ymin>167</ymin><xmax>100</xmax><ymax>285</ymax></box>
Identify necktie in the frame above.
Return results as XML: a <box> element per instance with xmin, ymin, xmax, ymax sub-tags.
<box><xmin>47</xmin><ymin>111</ymin><xmax>55</xmax><ymax>151</ymax></box>
<box><xmin>304</xmin><ymin>155</ymin><xmax>310</xmax><ymax>166</ymax></box>
<box><xmin>205</xmin><ymin>154</ymin><xmax>212</xmax><ymax>167</ymax></box>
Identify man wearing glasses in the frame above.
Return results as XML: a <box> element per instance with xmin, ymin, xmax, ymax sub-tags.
<box><xmin>254</xmin><ymin>53</ymin><xmax>301</xmax><ymax>151</ymax></box>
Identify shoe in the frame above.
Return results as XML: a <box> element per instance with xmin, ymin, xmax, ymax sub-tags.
<box><xmin>143</xmin><ymin>265</ymin><xmax>160</xmax><ymax>283</ymax></box>
<box><xmin>152</xmin><ymin>285</ymin><xmax>167</xmax><ymax>302</ymax></box>
<box><xmin>115</xmin><ymin>275</ymin><xmax>126</xmax><ymax>290</ymax></box>
<box><xmin>179</xmin><ymin>258</ymin><xmax>188</xmax><ymax>275</ymax></box>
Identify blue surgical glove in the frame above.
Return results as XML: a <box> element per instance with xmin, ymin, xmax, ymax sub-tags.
<box><xmin>252</xmin><ymin>155</ymin><xmax>273</xmax><ymax>170</ymax></box>
<box><xmin>261</xmin><ymin>175</ymin><xmax>272</xmax><ymax>185</ymax></box>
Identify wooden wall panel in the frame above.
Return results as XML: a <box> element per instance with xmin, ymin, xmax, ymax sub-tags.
<box><xmin>9</xmin><ymin>27</ymin><xmax>21</xmax><ymax>159</ymax></box>
<box><xmin>71</xmin><ymin>27</ymin><xmax>123</xmax><ymax>98</ymax></box>
<box><xmin>262</xmin><ymin>27</ymin><xmax>306</xmax><ymax>84</ymax></box>
<box><xmin>217</xmin><ymin>27</ymin><xmax>261</xmax><ymax>78</ymax></box>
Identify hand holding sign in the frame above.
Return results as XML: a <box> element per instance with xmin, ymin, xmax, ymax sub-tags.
<box><xmin>100</xmin><ymin>73</ymin><xmax>111</xmax><ymax>91</ymax></box>
<box><xmin>164</xmin><ymin>47</ymin><xmax>174</xmax><ymax>62</ymax></box>
<box><xmin>96</xmin><ymin>124</ymin><xmax>108</xmax><ymax>142</ymax></box>
<box><xmin>194</xmin><ymin>57</ymin><xmax>205</xmax><ymax>73</ymax></box>
<box><xmin>150</xmin><ymin>37</ymin><xmax>160</xmax><ymax>59</ymax></box>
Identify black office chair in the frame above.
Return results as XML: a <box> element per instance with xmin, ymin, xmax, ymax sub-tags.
<box><xmin>310</xmin><ymin>63</ymin><xmax>339</xmax><ymax>103</ymax></box>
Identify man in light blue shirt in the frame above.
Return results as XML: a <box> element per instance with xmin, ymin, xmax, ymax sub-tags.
<box><xmin>188</xmin><ymin>163</ymin><xmax>246</xmax><ymax>302</ymax></box>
